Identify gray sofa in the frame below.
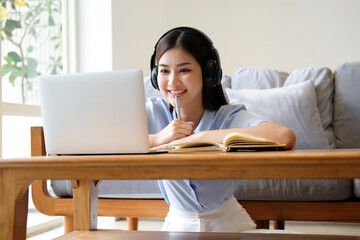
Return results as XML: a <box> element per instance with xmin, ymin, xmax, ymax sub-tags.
<box><xmin>50</xmin><ymin>61</ymin><xmax>360</xmax><ymax>226</ymax></box>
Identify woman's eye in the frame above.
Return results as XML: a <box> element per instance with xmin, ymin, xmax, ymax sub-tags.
<box><xmin>180</xmin><ymin>68</ymin><xmax>190</xmax><ymax>73</ymax></box>
<box><xmin>159</xmin><ymin>69</ymin><xmax>169</xmax><ymax>74</ymax></box>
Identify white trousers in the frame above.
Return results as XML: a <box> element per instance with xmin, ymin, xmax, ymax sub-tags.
<box><xmin>161</xmin><ymin>196</ymin><xmax>256</xmax><ymax>232</ymax></box>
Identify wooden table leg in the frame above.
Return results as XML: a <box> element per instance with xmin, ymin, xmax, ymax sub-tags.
<box><xmin>14</xmin><ymin>189</ymin><xmax>29</xmax><ymax>240</ymax></box>
<box><xmin>0</xmin><ymin>169</ymin><xmax>29</xmax><ymax>240</ymax></box>
<box><xmin>0</xmin><ymin>169</ymin><xmax>13</xmax><ymax>240</ymax></box>
<box><xmin>72</xmin><ymin>180</ymin><xmax>100</xmax><ymax>231</ymax></box>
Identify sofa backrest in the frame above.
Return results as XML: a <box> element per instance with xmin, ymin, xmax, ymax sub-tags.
<box><xmin>333</xmin><ymin>62</ymin><xmax>360</xmax><ymax>148</ymax></box>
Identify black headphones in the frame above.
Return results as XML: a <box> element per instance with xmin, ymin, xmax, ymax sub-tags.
<box><xmin>150</xmin><ymin>27</ymin><xmax>222</xmax><ymax>90</ymax></box>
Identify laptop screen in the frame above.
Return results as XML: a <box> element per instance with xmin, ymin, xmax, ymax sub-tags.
<box><xmin>39</xmin><ymin>69</ymin><xmax>150</xmax><ymax>155</ymax></box>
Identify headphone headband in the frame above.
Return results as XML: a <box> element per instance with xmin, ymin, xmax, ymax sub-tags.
<box><xmin>150</xmin><ymin>27</ymin><xmax>222</xmax><ymax>90</ymax></box>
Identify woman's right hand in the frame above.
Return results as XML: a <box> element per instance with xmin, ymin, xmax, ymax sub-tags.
<box><xmin>149</xmin><ymin>119</ymin><xmax>194</xmax><ymax>148</ymax></box>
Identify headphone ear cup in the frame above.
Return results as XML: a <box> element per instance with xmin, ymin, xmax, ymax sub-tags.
<box><xmin>203</xmin><ymin>60</ymin><xmax>221</xmax><ymax>88</ymax></box>
<box><xmin>151</xmin><ymin>66</ymin><xmax>159</xmax><ymax>90</ymax></box>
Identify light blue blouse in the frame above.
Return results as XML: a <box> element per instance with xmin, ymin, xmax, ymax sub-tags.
<box><xmin>146</xmin><ymin>97</ymin><xmax>264</xmax><ymax>212</ymax></box>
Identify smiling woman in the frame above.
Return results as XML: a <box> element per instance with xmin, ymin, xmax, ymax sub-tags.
<box><xmin>146</xmin><ymin>27</ymin><xmax>295</xmax><ymax>233</ymax></box>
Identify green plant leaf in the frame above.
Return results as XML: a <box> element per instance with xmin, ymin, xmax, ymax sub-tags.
<box><xmin>8</xmin><ymin>51</ymin><xmax>21</xmax><ymax>63</ymax></box>
<box><xmin>1</xmin><ymin>64</ymin><xmax>12</xmax><ymax>76</ymax></box>
<box><xmin>26</xmin><ymin>58</ymin><xmax>39</xmax><ymax>78</ymax></box>
<box><xmin>4</xmin><ymin>55</ymin><xmax>13</xmax><ymax>64</ymax></box>
<box><xmin>55</xmin><ymin>42</ymin><xmax>61</xmax><ymax>49</ymax></box>
<box><xmin>18</xmin><ymin>66</ymin><xmax>27</xmax><ymax>77</ymax></box>
<box><xmin>9</xmin><ymin>70</ymin><xmax>19</xmax><ymax>85</ymax></box>
<box><xmin>34</xmin><ymin>2</ymin><xmax>42</xmax><ymax>12</ymax></box>
<box><xmin>27</xmin><ymin>57</ymin><xmax>38</xmax><ymax>68</ymax></box>
<box><xmin>33</xmin><ymin>18</ymin><xmax>40</xmax><ymax>25</ymax></box>
<box><xmin>27</xmin><ymin>45</ymin><xmax>34</xmax><ymax>53</ymax></box>
<box><xmin>4</xmin><ymin>28</ymin><xmax>12</xmax><ymax>37</ymax></box>
<box><xmin>26</xmin><ymin>80</ymin><xmax>33</xmax><ymax>91</ymax></box>
<box><xmin>26</xmin><ymin>69</ymin><xmax>38</xmax><ymax>78</ymax></box>
<box><xmin>26</xmin><ymin>11</ymin><xmax>34</xmax><ymax>20</ymax></box>
<box><xmin>5</xmin><ymin>19</ymin><xmax>21</xmax><ymax>32</ymax></box>
<box><xmin>28</xmin><ymin>27</ymin><xmax>37</xmax><ymax>37</ymax></box>
<box><xmin>51</xmin><ymin>66</ymin><xmax>57</xmax><ymax>75</ymax></box>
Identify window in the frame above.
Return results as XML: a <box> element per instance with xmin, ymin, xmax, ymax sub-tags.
<box><xmin>1</xmin><ymin>0</ymin><xmax>63</xmax><ymax>158</ymax></box>
<box><xmin>1</xmin><ymin>0</ymin><xmax>63</xmax><ymax>105</ymax></box>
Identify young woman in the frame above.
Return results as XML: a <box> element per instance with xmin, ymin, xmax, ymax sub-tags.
<box><xmin>146</xmin><ymin>27</ymin><xmax>296</xmax><ymax>232</ymax></box>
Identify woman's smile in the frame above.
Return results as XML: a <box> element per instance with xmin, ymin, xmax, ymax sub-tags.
<box><xmin>168</xmin><ymin>89</ymin><xmax>187</xmax><ymax>95</ymax></box>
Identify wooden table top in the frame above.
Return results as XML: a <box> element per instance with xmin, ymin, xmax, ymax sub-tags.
<box><xmin>1</xmin><ymin>149</ymin><xmax>360</xmax><ymax>180</ymax></box>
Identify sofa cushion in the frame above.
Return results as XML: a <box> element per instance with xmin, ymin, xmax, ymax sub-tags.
<box><xmin>235</xmin><ymin>179</ymin><xmax>352</xmax><ymax>201</ymax></box>
<box><xmin>231</xmin><ymin>68</ymin><xmax>288</xmax><ymax>89</ymax></box>
<box><xmin>225</xmin><ymin>81</ymin><xmax>329</xmax><ymax>149</ymax></box>
<box><xmin>50</xmin><ymin>178</ymin><xmax>352</xmax><ymax>202</ymax></box>
<box><xmin>231</xmin><ymin>67</ymin><xmax>335</xmax><ymax>148</ymax></box>
<box><xmin>333</xmin><ymin>61</ymin><xmax>360</xmax><ymax>148</ymax></box>
<box><xmin>51</xmin><ymin>180</ymin><xmax>163</xmax><ymax>199</ymax></box>
<box><xmin>284</xmin><ymin>67</ymin><xmax>335</xmax><ymax>148</ymax></box>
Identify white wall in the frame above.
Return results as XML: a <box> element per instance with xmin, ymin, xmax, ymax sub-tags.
<box><xmin>75</xmin><ymin>0</ymin><xmax>113</xmax><ymax>72</ymax></box>
<box><xmin>110</xmin><ymin>0</ymin><xmax>360</xmax><ymax>76</ymax></box>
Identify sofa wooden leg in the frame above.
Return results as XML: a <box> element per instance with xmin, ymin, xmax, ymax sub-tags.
<box><xmin>273</xmin><ymin>220</ymin><xmax>285</xmax><ymax>230</ymax></box>
<box><xmin>127</xmin><ymin>217</ymin><xmax>138</xmax><ymax>230</ymax></box>
<box><xmin>255</xmin><ymin>220</ymin><xmax>269</xmax><ymax>229</ymax></box>
<box><xmin>64</xmin><ymin>215</ymin><xmax>74</xmax><ymax>233</ymax></box>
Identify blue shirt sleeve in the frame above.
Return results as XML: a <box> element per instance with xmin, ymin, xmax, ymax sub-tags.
<box><xmin>194</xmin><ymin>103</ymin><xmax>264</xmax><ymax>133</ymax></box>
<box><xmin>213</xmin><ymin>103</ymin><xmax>264</xmax><ymax>130</ymax></box>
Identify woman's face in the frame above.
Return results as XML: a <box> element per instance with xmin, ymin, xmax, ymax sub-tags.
<box><xmin>157</xmin><ymin>47</ymin><xmax>203</xmax><ymax>111</ymax></box>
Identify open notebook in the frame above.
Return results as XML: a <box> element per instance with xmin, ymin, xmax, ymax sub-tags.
<box><xmin>39</xmin><ymin>69</ymin><xmax>153</xmax><ymax>155</ymax></box>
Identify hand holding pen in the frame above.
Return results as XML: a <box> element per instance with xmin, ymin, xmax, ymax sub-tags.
<box><xmin>149</xmin><ymin>95</ymin><xmax>194</xmax><ymax>147</ymax></box>
<box><xmin>174</xmin><ymin>95</ymin><xmax>194</xmax><ymax>134</ymax></box>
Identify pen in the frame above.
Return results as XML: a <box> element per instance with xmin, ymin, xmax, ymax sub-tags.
<box><xmin>175</xmin><ymin>96</ymin><xmax>182</xmax><ymax>120</ymax></box>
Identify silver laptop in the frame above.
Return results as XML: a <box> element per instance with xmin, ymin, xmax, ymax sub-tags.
<box><xmin>39</xmin><ymin>69</ymin><xmax>150</xmax><ymax>155</ymax></box>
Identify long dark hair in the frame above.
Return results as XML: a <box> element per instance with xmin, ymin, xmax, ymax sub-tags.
<box><xmin>154</xmin><ymin>28</ymin><xmax>228</xmax><ymax>110</ymax></box>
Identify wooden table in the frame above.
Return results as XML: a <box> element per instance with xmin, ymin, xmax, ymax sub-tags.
<box><xmin>1</xmin><ymin>149</ymin><xmax>360</xmax><ymax>239</ymax></box>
